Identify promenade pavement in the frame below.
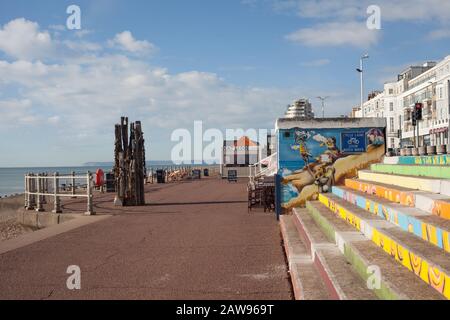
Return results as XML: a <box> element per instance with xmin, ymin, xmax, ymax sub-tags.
<box><xmin>0</xmin><ymin>178</ymin><xmax>292</xmax><ymax>300</ymax></box>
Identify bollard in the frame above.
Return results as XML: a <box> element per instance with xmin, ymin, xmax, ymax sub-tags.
<box><xmin>52</xmin><ymin>172</ymin><xmax>62</xmax><ymax>213</ymax></box>
<box><xmin>71</xmin><ymin>171</ymin><xmax>77</xmax><ymax>198</ymax></box>
<box><xmin>85</xmin><ymin>171</ymin><xmax>95</xmax><ymax>215</ymax></box>
<box><xmin>35</xmin><ymin>173</ymin><xmax>44</xmax><ymax>212</ymax></box>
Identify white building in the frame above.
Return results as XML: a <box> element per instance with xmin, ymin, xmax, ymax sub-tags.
<box><xmin>285</xmin><ymin>99</ymin><xmax>314</xmax><ymax>119</ymax></box>
<box><xmin>355</xmin><ymin>56</ymin><xmax>450</xmax><ymax>149</ymax></box>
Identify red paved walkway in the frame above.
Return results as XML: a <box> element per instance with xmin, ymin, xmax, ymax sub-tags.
<box><xmin>0</xmin><ymin>178</ymin><xmax>292</xmax><ymax>299</ymax></box>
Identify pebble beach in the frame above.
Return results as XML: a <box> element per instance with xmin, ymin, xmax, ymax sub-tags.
<box><xmin>0</xmin><ymin>194</ymin><xmax>34</xmax><ymax>242</ymax></box>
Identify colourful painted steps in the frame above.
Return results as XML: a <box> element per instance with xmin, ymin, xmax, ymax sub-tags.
<box><xmin>280</xmin><ymin>213</ymin><xmax>377</xmax><ymax>300</ymax></box>
<box><xmin>280</xmin><ymin>215</ymin><xmax>330</xmax><ymax>300</ymax></box>
<box><xmin>384</xmin><ymin>155</ymin><xmax>450</xmax><ymax>166</ymax></box>
<box><xmin>318</xmin><ymin>193</ymin><xmax>450</xmax><ymax>299</ymax></box>
<box><xmin>371</xmin><ymin>163</ymin><xmax>450</xmax><ymax>179</ymax></box>
<box><xmin>292</xmin><ymin>209</ymin><xmax>377</xmax><ymax>300</ymax></box>
<box><xmin>345</xmin><ymin>178</ymin><xmax>450</xmax><ymax>220</ymax></box>
<box><xmin>305</xmin><ymin>201</ymin><xmax>444</xmax><ymax>300</ymax></box>
<box><xmin>332</xmin><ymin>186</ymin><xmax>450</xmax><ymax>253</ymax></box>
<box><xmin>357</xmin><ymin>170</ymin><xmax>450</xmax><ymax>196</ymax></box>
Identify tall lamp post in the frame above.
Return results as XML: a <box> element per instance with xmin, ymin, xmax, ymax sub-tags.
<box><xmin>316</xmin><ymin>96</ymin><xmax>330</xmax><ymax>118</ymax></box>
<box><xmin>356</xmin><ymin>54</ymin><xmax>369</xmax><ymax>117</ymax></box>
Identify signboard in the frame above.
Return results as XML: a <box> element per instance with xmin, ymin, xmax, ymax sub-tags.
<box><xmin>227</xmin><ymin>170</ymin><xmax>237</xmax><ymax>182</ymax></box>
<box><xmin>341</xmin><ymin>132</ymin><xmax>366</xmax><ymax>153</ymax></box>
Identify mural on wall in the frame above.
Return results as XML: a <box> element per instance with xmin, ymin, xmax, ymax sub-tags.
<box><xmin>319</xmin><ymin>193</ymin><xmax>450</xmax><ymax>300</ymax></box>
<box><xmin>279</xmin><ymin>127</ymin><xmax>385</xmax><ymax>209</ymax></box>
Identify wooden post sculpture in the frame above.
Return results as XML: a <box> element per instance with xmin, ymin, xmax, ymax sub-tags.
<box><xmin>113</xmin><ymin>117</ymin><xmax>146</xmax><ymax>206</ymax></box>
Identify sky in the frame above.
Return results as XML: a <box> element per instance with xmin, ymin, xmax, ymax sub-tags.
<box><xmin>0</xmin><ymin>0</ymin><xmax>450</xmax><ymax>167</ymax></box>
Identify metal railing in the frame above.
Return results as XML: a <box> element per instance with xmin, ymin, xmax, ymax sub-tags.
<box><xmin>24</xmin><ymin>171</ymin><xmax>95</xmax><ymax>215</ymax></box>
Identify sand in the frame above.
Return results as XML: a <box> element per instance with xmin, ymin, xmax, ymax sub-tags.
<box><xmin>0</xmin><ymin>194</ymin><xmax>35</xmax><ymax>242</ymax></box>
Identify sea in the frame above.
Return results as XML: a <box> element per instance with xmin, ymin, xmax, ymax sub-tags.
<box><xmin>0</xmin><ymin>165</ymin><xmax>191</xmax><ymax>197</ymax></box>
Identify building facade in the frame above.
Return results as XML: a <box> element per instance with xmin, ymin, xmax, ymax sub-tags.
<box><xmin>285</xmin><ymin>99</ymin><xmax>315</xmax><ymax>119</ymax></box>
<box><xmin>354</xmin><ymin>56</ymin><xmax>450</xmax><ymax>149</ymax></box>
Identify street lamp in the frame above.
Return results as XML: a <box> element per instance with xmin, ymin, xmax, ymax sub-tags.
<box><xmin>316</xmin><ymin>96</ymin><xmax>330</xmax><ymax>118</ymax></box>
<box><xmin>356</xmin><ymin>54</ymin><xmax>369</xmax><ymax>117</ymax></box>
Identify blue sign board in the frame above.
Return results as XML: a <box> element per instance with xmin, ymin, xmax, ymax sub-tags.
<box><xmin>341</xmin><ymin>132</ymin><xmax>366</xmax><ymax>153</ymax></box>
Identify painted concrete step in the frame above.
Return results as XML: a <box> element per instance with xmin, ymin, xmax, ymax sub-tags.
<box><xmin>345</xmin><ymin>178</ymin><xmax>450</xmax><ymax>220</ymax></box>
<box><xmin>318</xmin><ymin>193</ymin><xmax>450</xmax><ymax>299</ymax></box>
<box><xmin>372</xmin><ymin>163</ymin><xmax>450</xmax><ymax>179</ymax></box>
<box><xmin>292</xmin><ymin>208</ymin><xmax>378</xmax><ymax>300</ymax></box>
<box><xmin>332</xmin><ymin>186</ymin><xmax>450</xmax><ymax>253</ymax></box>
<box><xmin>384</xmin><ymin>155</ymin><xmax>450</xmax><ymax>166</ymax></box>
<box><xmin>358</xmin><ymin>170</ymin><xmax>450</xmax><ymax>197</ymax></box>
<box><xmin>279</xmin><ymin>215</ymin><xmax>330</xmax><ymax>300</ymax></box>
<box><xmin>305</xmin><ymin>201</ymin><xmax>444</xmax><ymax>300</ymax></box>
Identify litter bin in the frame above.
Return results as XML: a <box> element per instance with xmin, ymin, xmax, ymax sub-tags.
<box><xmin>105</xmin><ymin>172</ymin><xmax>115</xmax><ymax>192</ymax></box>
<box><xmin>192</xmin><ymin>169</ymin><xmax>201</xmax><ymax>179</ymax></box>
<box><xmin>228</xmin><ymin>170</ymin><xmax>237</xmax><ymax>182</ymax></box>
<box><xmin>203</xmin><ymin>168</ymin><xmax>209</xmax><ymax>177</ymax></box>
<box><xmin>156</xmin><ymin>170</ymin><xmax>166</xmax><ymax>183</ymax></box>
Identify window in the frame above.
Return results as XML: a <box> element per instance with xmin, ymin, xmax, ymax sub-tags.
<box><xmin>390</xmin><ymin>118</ymin><xmax>394</xmax><ymax>131</ymax></box>
<box><xmin>389</xmin><ymin>102</ymin><xmax>394</xmax><ymax>111</ymax></box>
<box><xmin>389</xmin><ymin>89</ymin><xmax>394</xmax><ymax>95</ymax></box>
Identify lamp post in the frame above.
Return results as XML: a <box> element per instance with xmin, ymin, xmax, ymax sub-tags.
<box><xmin>356</xmin><ymin>54</ymin><xmax>369</xmax><ymax>117</ymax></box>
<box><xmin>316</xmin><ymin>96</ymin><xmax>330</xmax><ymax>118</ymax></box>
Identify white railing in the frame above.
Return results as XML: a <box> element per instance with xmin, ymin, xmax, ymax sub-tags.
<box><xmin>24</xmin><ymin>172</ymin><xmax>95</xmax><ymax>215</ymax></box>
<box><xmin>249</xmin><ymin>153</ymin><xmax>278</xmax><ymax>183</ymax></box>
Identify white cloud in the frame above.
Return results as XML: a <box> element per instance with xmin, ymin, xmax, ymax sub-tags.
<box><xmin>285</xmin><ymin>21</ymin><xmax>379</xmax><ymax>48</ymax></box>
<box><xmin>63</xmin><ymin>40</ymin><xmax>102</xmax><ymax>52</ymax></box>
<box><xmin>0</xmin><ymin>51</ymin><xmax>298</xmax><ymax>136</ymax></box>
<box><xmin>0</xmin><ymin>98</ymin><xmax>39</xmax><ymax>126</ymax></box>
<box><xmin>109</xmin><ymin>31</ymin><xmax>157</xmax><ymax>55</ymax></box>
<box><xmin>428</xmin><ymin>28</ymin><xmax>450</xmax><ymax>40</ymax></box>
<box><xmin>300</xmin><ymin>59</ymin><xmax>330</xmax><ymax>67</ymax></box>
<box><xmin>0</xmin><ymin>18</ymin><xmax>53</xmax><ymax>60</ymax></box>
<box><xmin>270</xmin><ymin>0</ymin><xmax>450</xmax><ymax>22</ymax></box>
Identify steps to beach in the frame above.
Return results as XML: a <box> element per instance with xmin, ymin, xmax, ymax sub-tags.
<box><xmin>371</xmin><ymin>163</ymin><xmax>450</xmax><ymax>179</ymax></box>
<box><xmin>344</xmin><ymin>178</ymin><xmax>450</xmax><ymax>220</ymax></box>
<box><xmin>306</xmin><ymin>201</ymin><xmax>444</xmax><ymax>300</ymax></box>
<box><xmin>280</xmin><ymin>154</ymin><xmax>450</xmax><ymax>300</ymax></box>
<box><xmin>280</xmin><ymin>212</ymin><xmax>377</xmax><ymax>300</ymax></box>
<box><xmin>331</xmin><ymin>185</ymin><xmax>450</xmax><ymax>252</ymax></box>
<box><xmin>318</xmin><ymin>193</ymin><xmax>450</xmax><ymax>299</ymax></box>
<box><xmin>357</xmin><ymin>170</ymin><xmax>450</xmax><ymax>196</ymax></box>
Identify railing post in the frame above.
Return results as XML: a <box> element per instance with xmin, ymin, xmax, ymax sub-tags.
<box><xmin>42</xmin><ymin>173</ymin><xmax>47</xmax><ymax>204</ymax></box>
<box><xmin>71</xmin><ymin>171</ymin><xmax>77</xmax><ymax>198</ymax></box>
<box><xmin>24</xmin><ymin>174</ymin><xmax>28</xmax><ymax>209</ymax></box>
<box><xmin>85</xmin><ymin>171</ymin><xmax>95</xmax><ymax>215</ymax></box>
<box><xmin>35</xmin><ymin>173</ymin><xmax>44</xmax><ymax>212</ymax></box>
<box><xmin>28</xmin><ymin>173</ymin><xmax>36</xmax><ymax>210</ymax></box>
<box><xmin>52</xmin><ymin>172</ymin><xmax>62</xmax><ymax>213</ymax></box>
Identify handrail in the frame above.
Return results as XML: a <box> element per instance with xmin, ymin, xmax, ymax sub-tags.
<box><xmin>24</xmin><ymin>171</ymin><xmax>95</xmax><ymax>215</ymax></box>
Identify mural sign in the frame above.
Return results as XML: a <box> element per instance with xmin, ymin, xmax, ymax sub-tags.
<box><xmin>341</xmin><ymin>132</ymin><xmax>366</xmax><ymax>153</ymax></box>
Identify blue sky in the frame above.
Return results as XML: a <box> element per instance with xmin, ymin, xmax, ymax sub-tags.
<box><xmin>0</xmin><ymin>0</ymin><xmax>449</xmax><ymax>166</ymax></box>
